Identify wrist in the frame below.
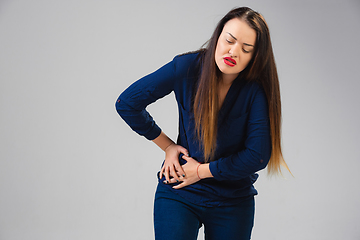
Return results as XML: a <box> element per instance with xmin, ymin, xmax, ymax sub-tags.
<box><xmin>196</xmin><ymin>164</ymin><xmax>201</xmax><ymax>180</ymax></box>
<box><xmin>164</xmin><ymin>142</ymin><xmax>175</xmax><ymax>152</ymax></box>
<box><xmin>152</xmin><ymin>131</ymin><xmax>175</xmax><ymax>152</ymax></box>
<box><xmin>198</xmin><ymin>163</ymin><xmax>213</xmax><ymax>179</ymax></box>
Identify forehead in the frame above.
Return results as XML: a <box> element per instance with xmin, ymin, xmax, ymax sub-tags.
<box><xmin>222</xmin><ymin>18</ymin><xmax>256</xmax><ymax>45</ymax></box>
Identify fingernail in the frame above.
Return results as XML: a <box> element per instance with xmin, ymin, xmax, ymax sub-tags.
<box><xmin>176</xmin><ymin>180</ymin><xmax>179</xmax><ymax>183</ymax></box>
<box><xmin>182</xmin><ymin>174</ymin><xmax>185</xmax><ymax>177</ymax></box>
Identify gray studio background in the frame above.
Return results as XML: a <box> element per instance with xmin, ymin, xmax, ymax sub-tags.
<box><xmin>1</xmin><ymin>0</ymin><xmax>359</xmax><ymax>239</ymax></box>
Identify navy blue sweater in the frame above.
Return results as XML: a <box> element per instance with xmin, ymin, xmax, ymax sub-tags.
<box><xmin>116</xmin><ymin>52</ymin><xmax>271</xmax><ymax>207</ymax></box>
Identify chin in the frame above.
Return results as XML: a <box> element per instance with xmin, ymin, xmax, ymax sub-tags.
<box><xmin>220</xmin><ymin>68</ymin><xmax>241</xmax><ymax>75</ymax></box>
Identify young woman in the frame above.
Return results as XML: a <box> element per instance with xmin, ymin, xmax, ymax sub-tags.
<box><xmin>116</xmin><ymin>6</ymin><xmax>290</xmax><ymax>240</ymax></box>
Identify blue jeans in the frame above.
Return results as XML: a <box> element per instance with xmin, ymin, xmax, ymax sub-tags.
<box><xmin>154</xmin><ymin>183</ymin><xmax>255</xmax><ymax>240</ymax></box>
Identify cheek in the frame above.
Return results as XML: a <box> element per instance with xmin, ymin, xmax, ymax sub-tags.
<box><xmin>216</xmin><ymin>41</ymin><xmax>227</xmax><ymax>55</ymax></box>
<box><xmin>236</xmin><ymin>55</ymin><xmax>252</xmax><ymax>72</ymax></box>
<box><xmin>242</xmin><ymin>54</ymin><xmax>253</xmax><ymax>66</ymax></box>
<box><xmin>215</xmin><ymin>43</ymin><xmax>221</xmax><ymax>58</ymax></box>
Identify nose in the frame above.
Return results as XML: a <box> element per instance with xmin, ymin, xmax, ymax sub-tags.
<box><xmin>229</xmin><ymin>45</ymin><xmax>239</xmax><ymax>58</ymax></box>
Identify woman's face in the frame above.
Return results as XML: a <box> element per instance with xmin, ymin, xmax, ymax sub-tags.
<box><xmin>215</xmin><ymin>18</ymin><xmax>256</xmax><ymax>81</ymax></box>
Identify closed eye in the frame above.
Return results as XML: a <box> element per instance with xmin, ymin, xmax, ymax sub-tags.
<box><xmin>226</xmin><ymin>39</ymin><xmax>233</xmax><ymax>44</ymax></box>
<box><xmin>242</xmin><ymin>49</ymin><xmax>250</xmax><ymax>53</ymax></box>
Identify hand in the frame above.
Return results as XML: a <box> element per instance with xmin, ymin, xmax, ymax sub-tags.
<box><xmin>171</xmin><ymin>155</ymin><xmax>201</xmax><ymax>189</ymax></box>
<box><xmin>159</xmin><ymin>143</ymin><xmax>188</xmax><ymax>184</ymax></box>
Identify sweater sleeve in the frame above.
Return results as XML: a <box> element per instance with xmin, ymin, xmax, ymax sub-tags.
<box><xmin>115</xmin><ymin>58</ymin><xmax>176</xmax><ymax>140</ymax></box>
<box><xmin>209</xmin><ymin>87</ymin><xmax>272</xmax><ymax>181</ymax></box>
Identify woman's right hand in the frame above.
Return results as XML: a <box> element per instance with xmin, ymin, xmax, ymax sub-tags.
<box><xmin>159</xmin><ymin>143</ymin><xmax>188</xmax><ymax>184</ymax></box>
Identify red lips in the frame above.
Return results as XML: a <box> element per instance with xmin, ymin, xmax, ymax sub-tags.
<box><xmin>224</xmin><ymin>57</ymin><xmax>237</xmax><ymax>67</ymax></box>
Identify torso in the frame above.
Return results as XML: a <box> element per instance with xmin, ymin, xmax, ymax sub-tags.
<box><xmin>218</xmin><ymin>82</ymin><xmax>232</xmax><ymax>109</ymax></box>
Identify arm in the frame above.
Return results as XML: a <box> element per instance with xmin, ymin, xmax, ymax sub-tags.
<box><xmin>116</xmin><ymin>56</ymin><xmax>189</xmax><ymax>181</ymax></box>
<box><xmin>115</xmin><ymin>60</ymin><xmax>176</xmax><ymax>140</ymax></box>
<box><xmin>171</xmin><ymin>87</ymin><xmax>270</xmax><ymax>188</ymax></box>
<box><xmin>209</xmin><ymin>87</ymin><xmax>272</xmax><ymax>181</ymax></box>
<box><xmin>171</xmin><ymin>157</ymin><xmax>213</xmax><ymax>189</ymax></box>
<box><xmin>152</xmin><ymin>131</ymin><xmax>175</xmax><ymax>152</ymax></box>
<box><xmin>153</xmin><ymin>131</ymin><xmax>188</xmax><ymax>183</ymax></box>
<box><xmin>163</xmin><ymin>154</ymin><xmax>214</xmax><ymax>189</ymax></box>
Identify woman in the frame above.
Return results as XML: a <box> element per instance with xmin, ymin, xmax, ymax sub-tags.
<box><xmin>116</xmin><ymin>6</ymin><xmax>290</xmax><ymax>240</ymax></box>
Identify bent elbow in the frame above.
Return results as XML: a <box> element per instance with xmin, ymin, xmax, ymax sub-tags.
<box><xmin>115</xmin><ymin>98</ymin><xmax>123</xmax><ymax>115</ymax></box>
<box><xmin>247</xmin><ymin>148</ymin><xmax>270</xmax><ymax>173</ymax></box>
<box><xmin>257</xmin><ymin>157</ymin><xmax>269</xmax><ymax>172</ymax></box>
<box><xmin>115</xmin><ymin>97</ymin><xmax>133</xmax><ymax>118</ymax></box>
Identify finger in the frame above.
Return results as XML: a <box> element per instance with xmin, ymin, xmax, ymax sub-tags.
<box><xmin>172</xmin><ymin>181</ymin><xmax>188</xmax><ymax>189</ymax></box>
<box><xmin>181</xmin><ymin>154</ymin><xmax>192</xmax><ymax>161</ymax></box>
<box><xmin>159</xmin><ymin>167</ymin><xmax>165</xmax><ymax>179</ymax></box>
<box><xmin>169</xmin><ymin>165</ymin><xmax>180</xmax><ymax>182</ymax></box>
<box><xmin>181</xmin><ymin>155</ymin><xmax>197</xmax><ymax>164</ymax></box>
<box><xmin>164</xmin><ymin>177</ymin><xmax>182</xmax><ymax>184</ymax></box>
<box><xmin>179</xmin><ymin>147</ymin><xmax>189</xmax><ymax>157</ymax></box>
<box><xmin>160</xmin><ymin>166</ymin><xmax>168</xmax><ymax>179</ymax></box>
<box><xmin>164</xmin><ymin>166</ymin><xmax>170</xmax><ymax>183</ymax></box>
<box><xmin>174</xmin><ymin>163</ymin><xmax>186</xmax><ymax>178</ymax></box>
<box><xmin>176</xmin><ymin>171</ymin><xmax>185</xmax><ymax>180</ymax></box>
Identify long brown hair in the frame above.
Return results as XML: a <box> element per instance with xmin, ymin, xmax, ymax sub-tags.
<box><xmin>193</xmin><ymin>7</ymin><xmax>291</xmax><ymax>175</ymax></box>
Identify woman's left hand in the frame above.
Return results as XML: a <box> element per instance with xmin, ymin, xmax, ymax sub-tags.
<box><xmin>164</xmin><ymin>155</ymin><xmax>201</xmax><ymax>189</ymax></box>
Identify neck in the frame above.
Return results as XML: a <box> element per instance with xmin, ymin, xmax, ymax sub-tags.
<box><xmin>220</xmin><ymin>73</ymin><xmax>239</xmax><ymax>86</ymax></box>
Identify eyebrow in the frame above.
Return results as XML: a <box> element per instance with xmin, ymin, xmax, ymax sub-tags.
<box><xmin>243</xmin><ymin>43</ymin><xmax>254</xmax><ymax>47</ymax></box>
<box><xmin>227</xmin><ymin>32</ymin><xmax>237</xmax><ymax>41</ymax></box>
<box><xmin>226</xmin><ymin>32</ymin><xmax>254</xmax><ymax>47</ymax></box>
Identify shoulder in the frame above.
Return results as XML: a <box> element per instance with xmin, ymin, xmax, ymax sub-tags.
<box><xmin>245</xmin><ymin>81</ymin><xmax>269</xmax><ymax>111</ymax></box>
<box><xmin>173</xmin><ymin>49</ymin><xmax>204</xmax><ymax>62</ymax></box>
<box><xmin>172</xmin><ymin>50</ymin><xmax>204</xmax><ymax>77</ymax></box>
<box><xmin>241</xmin><ymin>78</ymin><xmax>264</xmax><ymax>94</ymax></box>
<box><xmin>238</xmin><ymin>79</ymin><xmax>268</xmax><ymax>107</ymax></box>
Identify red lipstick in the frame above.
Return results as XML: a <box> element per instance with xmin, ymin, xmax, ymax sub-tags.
<box><xmin>224</xmin><ymin>57</ymin><xmax>237</xmax><ymax>67</ymax></box>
